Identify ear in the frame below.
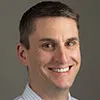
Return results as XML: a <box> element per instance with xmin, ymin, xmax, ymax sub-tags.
<box><xmin>16</xmin><ymin>42</ymin><xmax>28</xmax><ymax>66</ymax></box>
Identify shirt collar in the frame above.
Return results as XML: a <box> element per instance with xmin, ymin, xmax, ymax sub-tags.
<box><xmin>22</xmin><ymin>84</ymin><xmax>42</xmax><ymax>100</ymax></box>
<box><xmin>22</xmin><ymin>84</ymin><xmax>76</xmax><ymax>100</ymax></box>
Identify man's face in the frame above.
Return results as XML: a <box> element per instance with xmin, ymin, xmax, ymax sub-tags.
<box><xmin>22</xmin><ymin>17</ymin><xmax>81</xmax><ymax>90</ymax></box>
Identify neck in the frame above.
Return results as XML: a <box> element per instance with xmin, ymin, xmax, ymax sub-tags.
<box><xmin>41</xmin><ymin>89</ymin><xmax>69</xmax><ymax>100</ymax></box>
<box><xmin>29</xmin><ymin>82</ymin><xmax>69</xmax><ymax>100</ymax></box>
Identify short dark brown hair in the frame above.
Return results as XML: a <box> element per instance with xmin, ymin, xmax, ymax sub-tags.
<box><xmin>19</xmin><ymin>1</ymin><xmax>80</xmax><ymax>49</ymax></box>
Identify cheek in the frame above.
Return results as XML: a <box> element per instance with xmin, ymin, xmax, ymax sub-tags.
<box><xmin>70</xmin><ymin>48</ymin><xmax>81</xmax><ymax>63</ymax></box>
<box><xmin>70</xmin><ymin>49</ymin><xmax>81</xmax><ymax>76</ymax></box>
<box><xmin>38</xmin><ymin>51</ymin><xmax>53</xmax><ymax>66</ymax></box>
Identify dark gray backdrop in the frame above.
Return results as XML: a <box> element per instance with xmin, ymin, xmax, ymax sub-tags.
<box><xmin>0</xmin><ymin>0</ymin><xmax>100</xmax><ymax>100</ymax></box>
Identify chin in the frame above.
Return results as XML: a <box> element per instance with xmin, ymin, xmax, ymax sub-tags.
<box><xmin>52</xmin><ymin>79</ymin><xmax>74</xmax><ymax>91</ymax></box>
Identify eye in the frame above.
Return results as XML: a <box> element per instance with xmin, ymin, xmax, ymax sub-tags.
<box><xmin>66</xmin><ymin>40</ymin><xmax>77</xmax><ymax>47</ymax></box>
<box><xmin>41</xmin><ymin>42</ymin><xmax>56</xmax><ymax>51</ymax></box>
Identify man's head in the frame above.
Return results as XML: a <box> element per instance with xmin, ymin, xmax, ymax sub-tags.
<box><xmin>19</xmin><ymin>1</ymin><xmax>79</xmax><ymax>49</ymax></box>
<box><xmin>17</xmin><ymin>1</ymin><xmax>81</xmax><ymax>96</ymax></box>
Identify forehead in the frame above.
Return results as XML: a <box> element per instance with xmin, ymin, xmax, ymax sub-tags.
<box><xmin>30</xmin><ymin>17</ymin><xmax>79</xmax><ymax>41</ymax></box>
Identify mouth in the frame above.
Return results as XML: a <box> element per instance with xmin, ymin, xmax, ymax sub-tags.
<box><xmin>48</xmin><ymin>66</ymin><xmax>72</xmax><ymax>73</ymax></box>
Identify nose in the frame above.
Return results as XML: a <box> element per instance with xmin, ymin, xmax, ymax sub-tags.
<box><xmin>53</xmin><ymin>46</ymin><xmax>69</xmax><ymax>64</ymax></box>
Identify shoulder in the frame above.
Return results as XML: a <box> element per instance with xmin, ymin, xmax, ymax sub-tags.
<box><xmin>71</xmin><ymin>96</ymin><xmax>79</xmax><ymax>100</ymax></box>
<box><xmin>13</xmin><ymin>96</ymin><xmax>24</xmax><ymax>100</ymax></box>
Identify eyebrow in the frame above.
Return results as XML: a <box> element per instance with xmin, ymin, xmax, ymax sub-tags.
<box><xmin>67</xmin><ymin>37</ymin><xmax>79</xmax><ymax>42</ymax></box>
<box><xmin>39</xmin><ymin>38</ymin><xmax>57</xmax><ymax>43</ymax></box>
<box><xmin>39</xmin><ymin>37</ymin><xmax>79</xmax><ymax>43</ymax></box>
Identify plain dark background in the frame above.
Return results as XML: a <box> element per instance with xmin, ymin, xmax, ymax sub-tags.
<box><xmin>0</xmin><ymin>0</ymin><xmax>100</xmax><ymax>100</ymax></box>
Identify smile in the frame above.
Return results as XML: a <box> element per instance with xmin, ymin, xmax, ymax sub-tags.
<box><xmin>49</xmin><ymin>66</ymin><xmax>72</xmax><ymax>73</ymax></box>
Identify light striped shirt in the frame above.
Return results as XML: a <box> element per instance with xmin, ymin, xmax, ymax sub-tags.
<box><xmin>14</xmin><ymin>84</ymin><xmax>78</xmax><ymax>100</ymax></box>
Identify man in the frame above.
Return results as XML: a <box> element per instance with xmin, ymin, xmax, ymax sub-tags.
<box><xmin>15</xmin><ymin>1</ymin><xmax>81</xmax><ymax>100</ymax></box>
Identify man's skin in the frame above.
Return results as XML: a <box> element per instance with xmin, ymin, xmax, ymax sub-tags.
<box><xmin>17</xmin><ymin>17</ymin><xmax>81</xmax><ymax>100</ymax></box>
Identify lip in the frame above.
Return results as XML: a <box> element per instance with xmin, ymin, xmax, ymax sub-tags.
<box><xmin>48</xmin><ymin>64</ymin><xmax>73</xmax><ymax>68</ymax></box>
<box><xmin>48</xmin><ymin>65</ymin><xmax>73</xmax><ymax>74</ymax></box>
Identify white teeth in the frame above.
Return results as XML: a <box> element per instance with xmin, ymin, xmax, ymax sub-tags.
<box><xmin>52</xmin><ymin>67</ymin><xmax>69</xmax><ymax>73</ymax></box>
